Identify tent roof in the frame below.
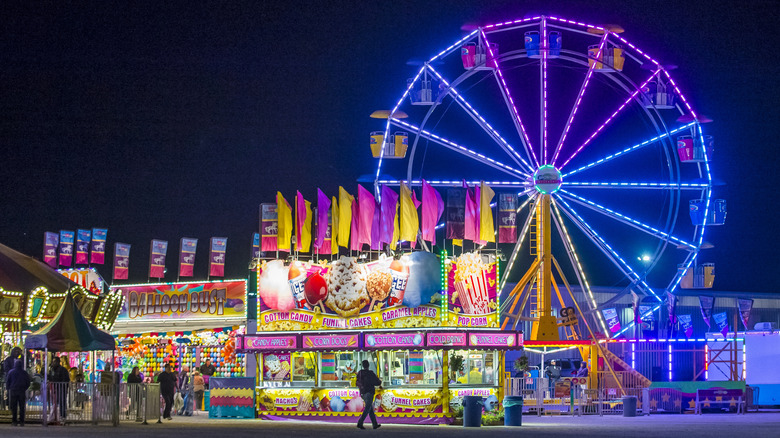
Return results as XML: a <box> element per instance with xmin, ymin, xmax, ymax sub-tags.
<box><xmin>0</xmin><ymin>242</ymin><xmax>78</xmax><ymax>293</ymax></box>
<box><xmin>25</xmin><ymin>293</ymin><xmax>116</xmax><ymax>352</ymax></box>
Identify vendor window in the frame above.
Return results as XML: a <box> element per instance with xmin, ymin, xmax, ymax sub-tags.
<box><xmin>319</xmin><ymin>352</ymin><xmax>358</xmax><ymax>387</ymax></box>
<box><xmin>373</xmin><ymin>351</ymin><xmax>442</xmax><ymax>386</ymax></box>
<box><xmin>449</xmin><ymin>350</ymin><xmax>497</xmax><ymax>385</ymax></box>
<box><xmin>291</xmin><ymin>352</ymin><xmax>317</xmax><ymax>383</ymax></box>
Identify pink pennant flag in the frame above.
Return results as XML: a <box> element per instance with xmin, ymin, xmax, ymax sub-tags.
<box><xmin>380</xmin><ymin>185</ymin><xmax>399</xmax><ymax>245</ymax></box>
<box><xmin>350</xmin><ymin>200</ymin><xmax>361</xmax><ymax>251</ymax></box>
<box><xmin>421</xmin><ymin>180</ymin><xmax>440</xmax><ymax>244</ymax></box>
<box><xmin>315</xmin><ymin>188</ymin><xmax>331</xmax><ymax>249</ymax></box>
<box><xmin>464</xmin><ymin>182</ymin><xmax>477</xmax><ymax>241</ymax></box>
<box><xmin>357</xmin><ymin>185</ymin><xmax>375</xmax><ymax>248</ymax></box>
<box><xmin>296</xmin><ymin>191</ymin><xmax>306</xmax><ymax>251</ymax></box>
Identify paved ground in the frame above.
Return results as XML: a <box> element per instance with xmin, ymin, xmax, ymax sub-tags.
<box><xmin>2</xmin><ymin>412</ymin><xmax>780</xmax><ymax>438</ymax></box>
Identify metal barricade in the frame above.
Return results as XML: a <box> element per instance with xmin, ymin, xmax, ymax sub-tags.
<box><xmin>143</xmin><ymin>383</ymin><xmax>162</xmax><ymax>424</ymax></box>
<box><xmin>504</xmin><ymin>376</ymin><xmax>544</xmax><ymax>416</ymax></box>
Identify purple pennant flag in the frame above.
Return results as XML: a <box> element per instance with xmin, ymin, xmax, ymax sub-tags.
<box><xmin>179</xmin><ymin>238</ymin><xmax>198</xmax><ymax>277</ymax></box>
<box><xmin>59</xmin><ymin>230</ymin><xmax>75</xmax><ymax>267</ymax></box>
<box><xmin>380</xmin><ymin>185</ymin><xmax>399</xmax><ymax>245</ymax></box>
<box><xmin>713</xmin><ymin>312</ymin><xmax>729</xmax><ymax>337</ymax></box>
<box><xmin>43</xmin><ymin>232</ymin><xmax>59</xmax><ymax>268</ymax></box>
<box><xmin>357</xmin><ymin>185</ymin><xmax>375</xmax><ymax>248</ymax></box>
<box><xmin>678</xmin><ymin>314</ymin><xmax>694</xmax><ymax>338</ymax></box>
<box><xmin>370</xmin><ymin>201</ymin><xmax>382</xmax><ymax>250</ymax></box>
<box><xmin>91</xmin><ymin>228</ymin><xmax>107</xmax><ymax>264</ymax></box>
<box><xmin>149</xmin><ymin>239</ymin><xmax>168</xmax><ymax>278</ymax></box>
<box><xmin>737</xmin><ymin>298</ymin><xmax>753</xmax><ymax>330</ymax></box>
<box><xmin>209</xmin><ymin>237</ymin><xmax>227</xmax><ymax>277</ymax></box>
<box><xmin>315</xmin><ymin>189</ymin><xmax>331</xmax><ymax>249</ymax></box>
<box><xmin>113</xmin><ymin>243</ymin><xmax>131</xmax><ymax>280</ymax></box>
<box><xmin>446</xmin><ymin>188</ymin><xmax>466</xmax><ymax>240</ymax></box>
<box><xmin>699</xmin><ymin>295</ymin><xmax>714</xmax><ymax>328</ymax></box>
<box><xmin>498</xmin><ymin>193</ymin><xmax>518</xmax><ymax>243</ymax></box>
<box><xmin>75</xmin><ymin>229</ymin><xmax>91</xmax><ymax>264</ymax></box>
<box><xmin>350</xmin><ymin>200</ymin><xmax>361</xmax><ymax>251</ymax></box>
<box><xmin>602</xmin><ymin>308</ymin><xmax>621</xmax><ymax>333</ymax></box>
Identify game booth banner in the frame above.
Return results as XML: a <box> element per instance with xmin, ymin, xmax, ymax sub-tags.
<box><xmin>256</xmin><ymin>252</ymin><xmax>499</xmax><ymax>332</ymax></box>
<box><xmin>239</xmin><ymin>330</ymin><xmax>519</xmax><ymax>423</ymax></box>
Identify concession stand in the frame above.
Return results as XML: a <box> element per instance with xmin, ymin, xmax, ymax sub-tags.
<box><xmin>242</xmin><ymin>252</ymin><xmax>523</xmax><ymax>424</ymax></box>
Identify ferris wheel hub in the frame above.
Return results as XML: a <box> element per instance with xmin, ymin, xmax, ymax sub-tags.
<box><xmin>532</xmin><ymin>165</ymin><xmax>563</xmax><ymax>194</ymax></box>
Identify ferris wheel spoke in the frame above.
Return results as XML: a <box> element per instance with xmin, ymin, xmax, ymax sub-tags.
<box><xmin>479</xmin><ymin>30</ymin><xmax>539</xmax><ymax>168</ymax></box>
<box><xmin>550</xmin><ymin>33</ymin><xmax>609</xmax><ymax>166</ymax></box>
<box><xmin>558</xmin><ymin>189</ymin><xmax>696</xmax><ymax>250</ymax></box>
<box><xmin>375</xmin><ymin>179</ymin><xmax>531</xmax><ymax>189</ymax></box>
<box><xmin>427</xmin><ymin>65</ymin><xmax>534</xmax><ymax>173</ymax></box>
<box><xmin>562</xmin><ymin>181</ymin><xmax>708</xmax><ymax>191</ymax></box>
<box><xmin>554</xmin><ymin>195</ymin><xmax>662</xmax><ymax>301</ymax></box>
<box><xmin>540</xmin><ymin>18</ymin><xmax>549</xmax><ymax>163</ymax></box>
<box><xmin>549</xmin><ymin>199</ymin><xmax>609</xmax><ymax>335</ymax></box>
<box><xmin>390</xmin><ymin>118</ymin><xmax>531</xmax><ymax>178</ymax></box>
<box><xmin>562</xmin><ymin>122</ymin><xmax>697</xmax><ymax>178</ymax></box>
<box><xmin>559</xmin><ymin>69</ymin><xmax>661</xmax><ymax>170</ymax></box>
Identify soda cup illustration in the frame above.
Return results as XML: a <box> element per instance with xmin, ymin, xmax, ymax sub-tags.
<box><xmin>288</xmin><ymin>262</ymin><xmax>307</xmax><ymax>308</ymax></box>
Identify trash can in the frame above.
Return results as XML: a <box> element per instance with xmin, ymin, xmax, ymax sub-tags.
<box><xmin>462</xmin><ymin>396</ymin><xmax>484</xmax><ymax>427</ymax></box>
<box><xmin>622</xmin><ymin>396</ymin><xmax>637</xmax><ymax>417</ymax></box>
<box><xmin>503</xmin><ymin>396</ymin><xmax>524</xmax><ymax>426</ymax></box>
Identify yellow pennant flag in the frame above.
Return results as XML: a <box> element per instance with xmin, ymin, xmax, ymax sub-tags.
<box><xmin>300</xmin><ymin>199</ymin><xmax>312</xmax><ymax>252</ymax></box>
<box><xmin>399</xmin><ymin>182</ymin><xmax>419</xmax><ymax>243</ymax></box>
<box><xmin>479</xmin><ymin>181</ymin><xmax>496</xmax><ymax>243</ymax></box>
<box><xmin>391</xmin><ymin>201</ymin><xmax>400</xmax><ymax>250</ymax></box>
<box><xmin>337</xmin><ymin>186</ymin><xmax>353</xmax><ymax>248</ymax></box>
<box><xmin>331</xmin><ymin>196</ymin><xmax>339</xmax><ymax>254</ymax></box>
<box><xmin>276</xmin><ymin>192</ymin><xmax>292</xmax><ymax>251</ymax></box>
<box><xmin>452</xmin><ymin>239</ymin><xmax>463</xmax><ymax>247</ymax></box>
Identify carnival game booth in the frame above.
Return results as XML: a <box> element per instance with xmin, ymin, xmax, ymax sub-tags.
<box><xmin>249</xmin><ymin>252</ymin><xmax>521</xmax><ymax>424</ymax></box>
<box><xmin>110</xmin><ymin>280</ymin><xmax>248</xmax><ymax>382</ymax></box>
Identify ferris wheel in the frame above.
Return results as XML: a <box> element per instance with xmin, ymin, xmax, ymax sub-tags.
<box><xmin>369</xmin><ymin>15</ymin><xmax>724</xmax><ymax>340</ymax></box>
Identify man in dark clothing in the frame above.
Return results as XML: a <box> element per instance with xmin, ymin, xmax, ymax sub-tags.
<box><xmin>6</xmin><ymin>359</ymin><xmax>31</xmax><ymax>426</ymax></box>
<box><xmin>157</xmin><ymin>364</ymin><xmax>177</xmax><ymax>420</ymax></box>
<box><xmin>2</xmin><ymin>347</ymin><xmax>23</xmax><ymax>378</ymax></box>
<box><xmin>355</xmin><ymin>360</ymin><xmax>382</xmax><ymax>430</ymax></box>
<box><xmin>199</xmin><ymin>359</ymin><xmax>216</xmax><ymax>389</ymax></box>
<box><xmin>49</xmin><ymin>356</ymin><xmax>70</xmax><ymax>421</ymax></box>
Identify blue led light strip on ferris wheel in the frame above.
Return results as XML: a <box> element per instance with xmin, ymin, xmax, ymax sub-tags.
<box><xmin>559</xmin><ymin>189</ymin><xmax>696</xmax><ymax>249</ymax></box>
<box><xmin>390</xmin><ymin>118</ymin><xmax>530</xmax><ymax>178</ymax></box>
<box><xmin>554</xmin><ymin>194</ymin><xmax>662</xmax><ymax>302</ymax></box>
<box><xmin>426</xmin><ymin>65</ymin><xmax>534</xmax><ymax>173</ymax></box>
<box><xmin>562</xmin><ymin>122</ymin><xmax>697</xmax><ymax>178</ymax></box>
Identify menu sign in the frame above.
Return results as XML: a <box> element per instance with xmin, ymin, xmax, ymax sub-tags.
<box><xmin>363</xmin><ymin>333</ymin><xmax>424</xmax><ymax>349</ymax></box>
<box><xmin>426</xmin><ymin>332</ymin><xmax>468</xmax><ymax>347</ymax></box>
<box><xmin>244</xmin><ymin>335</ymin><xmax>298</xmax><ymax>351</ymax></box>
<box><xmin>468</xmin><ymin>331</ymin><xmax>518</xmax><ymax>348</ymax></box>
<box><xmin>302</xmin><ymin>334</ymin><xmax>360</xmax><ymax>350</ymax></box>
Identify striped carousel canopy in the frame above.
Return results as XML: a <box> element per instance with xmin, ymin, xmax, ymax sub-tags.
<box><xmin>25</xmin><ymin>292</ymin><xmax>115</xmax><ymax>352</ymax></box>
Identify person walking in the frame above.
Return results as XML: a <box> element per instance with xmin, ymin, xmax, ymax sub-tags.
<box><xmin>6</xmin><ymin>359</ymin><xmax>31</xmax><ymax>426</ymax></box>
<box><xmin>355</xmin><ymin>360</ymin><xmax>382</xmax><ymax>430</ymax></box>
<box><xmin>48</xmin><ymin>356</ymin><xmax>70</xmax><ymax>423</ymax></box>
<box><xmin>127</xmin><ymin>366</ymin><xmax>143</xmax><ymax>417</ymax></box>
<box><xmin>192</xmin><ymin>371</ymin><xmax>205</xmax><ymax>411</ymax></box>
<box><xmin>157</xmin><ymin>364</ymin><xmax>176</xmax><ymax>420</ymax></box>
<box><xmin>1</xmin><ymin>347</ymin><xmax>22</xmax><ymax>409</ymax></box>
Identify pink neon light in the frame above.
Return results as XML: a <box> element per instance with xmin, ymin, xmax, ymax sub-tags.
<box><xmin>560</xmin><ymin>70</ymin><xmax>660</xmax><ymax>170</ymax></box>
<box><xmin>542</xmin><ymin>18</ymin><xmax>548</xmax><ymax>164</ymax></box>
<box><xmin>480</xmin><ymin>30</ymin><xmax>539</xmax><ymax>167</ymax></box>
<box><xmin>551</xmin><ymin>33</ymin><xmax>610</xmax><ymax>166</ymax></box>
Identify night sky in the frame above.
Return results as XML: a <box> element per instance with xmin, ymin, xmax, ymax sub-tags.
<box><xmin>2</xmin><ymin>1</ymin><xmax>778</xmax><ymax>292</ymax></box>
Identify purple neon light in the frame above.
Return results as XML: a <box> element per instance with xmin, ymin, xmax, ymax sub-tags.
<box><xmin>563</xmin><ymin>122</ymin><xmax>697</xmax><ymax>178</ymax></box>
<box><xmin>429</xmin><ymin>29</ymin><xmax>479</xmax><ymax>64</ymax></box>
<box><xmin>559</xmin><ymin>189</ymin><xmax>696</xmax><ymax>249</ymax></box>
<box><xmin>427</xmin><ymin>65</ymin><xmax>534</xmax><ymax>172</ymax></box>
<box><xmin>483</xmin><ymin>16</ymin><xmax>540</xmax><ymax>30</ymax></box>
<box><xmin>563</xmin><ymin>181</ymin><xmax>709</xmax><ymax>189</ymax></box>
<box><xmin>661</xmin><ymin>69</ymin><xmax>698</xmax><ymax>118</ymax></box>
<box><xmin>551</xmin><ymin>33</ymin><xmax>610</xmax><ymax>166</ymax></box>
<box><xmin>542</xmin><ymin>18</ymin><xmax>548</xmax><ymax>164</ymax></box>
<box><xmin>559</xmin><ymin>70</ymin><xmax>660</xmax><ymax>170</ymax></box>
<box><xmin>391</xmin><ymin>118</ymin><xmax>530</xmax><ymax>177</ymax></box>
<box><xmin>554</xmin><ymin>194</ymin><xmax>661</xmax><ymax>301</ymax></box>
<box><xmin>480</xmin><ymin>30</ymin><xmax>539</xmax><ymax>168</ymax></box>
